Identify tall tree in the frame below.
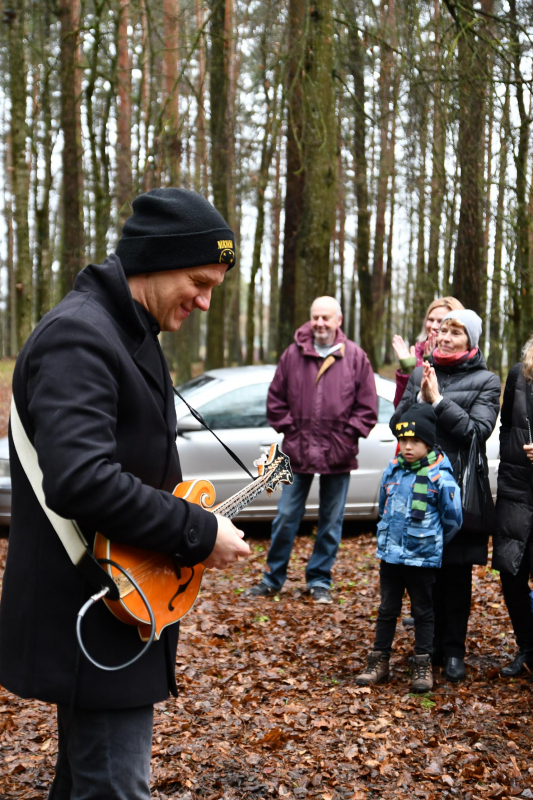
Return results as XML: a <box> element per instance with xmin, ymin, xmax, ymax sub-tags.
<box><xmin>206</xmin><ymin>0</ymin><xmax>230</xmax><ymax>368</ymax></box>
<box><xmin>347</xmin><ymin>13</ymin><xmax>372</xmax><ymax>359</ymax></box>
<box><xmin>6</xmin><ymin>0</ymin><xmax>32</xmax><ymax>348</ymax></box>
<box><xmin>448</xmin><ymin>0</ymin><xmax>492</xmax><ymax>311</ymax></box>
<box><xmin>294</xmin><ymin>0</ymin><xmax>337</xmax><ymax>326</ymax></box>
<box><xmin>116</xmin><ymin>0</ymin><xmax>133</xmax><ymax>228</ymax></box>
<box><xmin>278</xmin><ymin>0</ymin><xmax>305</xmax><ymax>354</ymax></box>
<box><xmin>162</xmin><ymin>0</ymin><xmax>181</xmax><ymax>185</ymax></box>
<box><xmin>58</xmin><ymin>0</ymin><xmax>84</xmax><ymax>295</ymax></box>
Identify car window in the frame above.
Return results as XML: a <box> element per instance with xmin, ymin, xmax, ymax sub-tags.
<box><xmin>175</xmin><ymin>375</ymin><xmax>221</xmax><ymax>411</ymax></box>
<box><xmin>378</xmin><ymin>396</ymin><xmax>394</xmax><ymax>425</ymax></box>
<box><xmin>198</xmin><ymin>383</ymin><xmax>271</xmax><ymax>429</ymax></box>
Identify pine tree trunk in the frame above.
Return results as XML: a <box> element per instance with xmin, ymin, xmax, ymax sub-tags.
<box><xmin>195</xmin><ymin>0</ymin><xmax>208</xmax><ymax>195</ymax></box>
<box><xmin>7</xmin><ymin>0</ymin><xmax>32</xmax><ymax>348</ymax></box>
<box><xmin>58</xmin><ymin>0</ymin><xmax>83</xmax><ymax>295</ymax></box>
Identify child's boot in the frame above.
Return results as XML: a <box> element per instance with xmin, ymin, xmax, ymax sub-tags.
<box><xmin>411</xmin><ymin>654</ymin><xmax>433</xmax><ymax>693</ymax></box>
<box><xmin>355</xmin><ymin>651</ymin><xmax>389</xmax><ymax>686</ymax></box>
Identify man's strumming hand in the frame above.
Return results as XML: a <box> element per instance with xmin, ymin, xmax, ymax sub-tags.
<box><xmin>203</xmin><ymin>515</ymin><xmax>250</xmax><ymax>569</ymax></box>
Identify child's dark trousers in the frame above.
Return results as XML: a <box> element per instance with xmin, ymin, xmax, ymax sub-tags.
<box><xmin>373</xmin><ymin>561</ymin><xmax>437</xmax><ymax>656</ymax></box>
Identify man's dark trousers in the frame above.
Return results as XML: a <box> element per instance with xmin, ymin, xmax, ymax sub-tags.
<box><xmin>262</xmin><ymin>472</ymin><xmax>350</xmax><ymax>590</ymax></box>
<box><xmin>48</xmin><ymin>704</ymin><xmax>153</xmax><ymax>800</ymax></box>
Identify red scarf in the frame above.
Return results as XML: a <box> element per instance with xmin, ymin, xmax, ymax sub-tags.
<box><xmin>432</xmin><ymin>346</ymin><xmax>478</xmax><ymax>367</ymax></box>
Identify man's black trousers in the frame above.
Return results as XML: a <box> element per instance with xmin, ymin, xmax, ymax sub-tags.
<box><xmin>373</xmin><ymin>560</ymin><xmax>436</xmax><ymax>656</ymax></box>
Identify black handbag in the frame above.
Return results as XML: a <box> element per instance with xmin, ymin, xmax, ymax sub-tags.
<box><xmin>459</xmin><ymin>432</ymin><xmax>496</xmax><ymax>533</ymax></box>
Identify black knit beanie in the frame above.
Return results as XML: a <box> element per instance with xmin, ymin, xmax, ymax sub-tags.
<box><xmin>395</xmin><ymin>403</ymin><xmax>437</xmax><ymax>447</ymax></box>
<box><xmin>115</xmin><ymin>188</ymin><xmax>236</xmax><ymax>275</ymax></box>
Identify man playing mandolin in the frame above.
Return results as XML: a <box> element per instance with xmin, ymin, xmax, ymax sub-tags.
<box><xmin>0</xmin><ymin>188</ymin><xmax>250</xmax><ymax>799</ymax></box>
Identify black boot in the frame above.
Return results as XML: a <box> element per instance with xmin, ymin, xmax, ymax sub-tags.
<box><xmin>501</xmin><ymin>649</ymin><xmax>533</xmax><ymax>678</ymax></box>
<box><xmin>444</xmin><ymin>657</ymin><xmax>466</xmax><ymax>682</ymax></box>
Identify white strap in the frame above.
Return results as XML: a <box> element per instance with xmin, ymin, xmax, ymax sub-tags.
<box><xmin>10</xmin><ymin>395</ymin><xmax>89</xmax><ymax>565</ymax></box>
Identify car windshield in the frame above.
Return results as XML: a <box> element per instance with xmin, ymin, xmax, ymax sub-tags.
<box><xmin>174</xmin><ymin>375</ymin><xmax>221</xmax><ymax>411</ymax></box>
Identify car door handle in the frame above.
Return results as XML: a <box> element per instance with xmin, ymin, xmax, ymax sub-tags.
<box><xmin>380</xmin><ymin>438</ymin><xmax>395</xmax><ymax>443</ymax></box>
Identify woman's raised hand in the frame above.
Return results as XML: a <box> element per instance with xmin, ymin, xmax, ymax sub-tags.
<box><xmin>423</xmin><ymin>331</ymin><xmax>438</xmax><ymax>358</ymax></box>
<box><xmin>420</xmin><ymin>361</ymin><xmax>441</xmax><ymax>405</ymax></box>
<box><xmin>392</xmin><ymin>335</ymin><xmax>415</xmax><ymax>361</ymax></box>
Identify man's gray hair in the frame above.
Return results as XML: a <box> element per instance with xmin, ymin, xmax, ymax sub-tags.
<box><xmin>310</xmin><ymin>297</ymin><xmax>342</xmax><ymax>317</ymax></box>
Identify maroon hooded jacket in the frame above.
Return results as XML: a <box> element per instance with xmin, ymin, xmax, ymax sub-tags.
<box><xmin>267</xmin><ymin>322</ymin><xmax>378</xmax><ymax>474</ymax></box>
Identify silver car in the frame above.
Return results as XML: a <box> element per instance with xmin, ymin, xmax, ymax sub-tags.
<box><xmin>175</xmin><ymin>365</ymin><xmax>397</xmax><ymax>520</ymax></box>
<box><xmin>0</xmin><ymin>365</ymin><xmax>499</xmax><ymax>526</ymax></box>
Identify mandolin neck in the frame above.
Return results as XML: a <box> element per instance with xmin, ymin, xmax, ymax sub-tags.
<box><xmin>214</xmin><ymin>474</ymin><xmax>271</xmax><ymax>520</ymax></box>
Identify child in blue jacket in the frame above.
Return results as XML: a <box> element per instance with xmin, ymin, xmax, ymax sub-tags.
<box><xmin>356</xmin><ymin>403</ymin><xmax>462</xmax><ymax>693</ymax></box>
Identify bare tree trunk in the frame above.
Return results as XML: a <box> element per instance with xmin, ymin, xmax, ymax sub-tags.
<box><xmin>32</xmin><ymin>1</ymin><xmax>54</xmax><ymax>321</ymax></box>
<box><xmin>426</xmin><ymin>0</ymin><xmax>446</xmax><ymax>304</ymax></box>
<box><xmin>206</xmin><ymin>0</ymin><xmax>229</xmax><ymax>368</ymax></box>
<box><xmin>278</xmin><ymin>0</ymin><xmax>305</xmax><ymax>354</ymax></box>
<box><xmin>117</xmin><ymin>0</ymin><xmax>133</xmax><ymax>227</ymax></box>
<box><xmin>58</xmin><ymin>0</ymin><xmax>83</xmax><ymax>295</ymax></box>
<box><xmin>509</xmin><ymin>0</ymin><xmax>531</xmax><ymax>359</ymax></box>
<box><xmin>195</xmin><ymin>0</ymin><xmax>208</xmax><ymax>195</ymax></box>
<box><xmin>294</xmin><ymin>0</ymin><xmax>337</xmax><ymax>327</ymax></box>
<box><xmin>450</xmin><ymin>0</ymin><xmax>492</xmax><ymax>312</ymax></box>
<box><xmin>370</xmin><ymin>0</ymin><xmax>394</xmax><ymax>367</ymax></box>
<box><xmin>488</xmin><ymin>82</ymin><xmax>509</xmax><ymax>377</ymax></box>
<box><xmin>347</xmin><ymin>16</ymin><xmax>372</xmax><ymax>360</ymax></box>
<box><xmin>163</xmin><ymin>0</ymin><xmax>181</xmax><ymax>185</ymax></box>
<box><xmin>268</xmin><ymin>131</ymin><xmax>283</xmax><ymax>363</ymax></box>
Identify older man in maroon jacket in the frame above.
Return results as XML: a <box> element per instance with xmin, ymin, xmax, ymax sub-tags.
<box><xmin>250</xmin><ymin>296</ymin><xmax>377</xmax><ymax>604</ymax></box>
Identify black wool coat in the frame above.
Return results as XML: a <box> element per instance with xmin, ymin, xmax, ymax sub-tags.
<box><xmin>0</xmin><ymin>256</ymin><xmax>217</xmax><ymax>710</ymax></box>
<box><xmin>493</xmin><ymin>364</ymin><xmax>533</xmax><ymax>576</ymax></box>
<box><xmin>390</xmin><ymin>350</ymin><xmax>501</xmax><ymax>566</ymax></box>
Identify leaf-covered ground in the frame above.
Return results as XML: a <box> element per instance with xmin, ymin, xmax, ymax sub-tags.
<box><xmin>1</xmin><ymin>528</ymin><xmax>533</xmax><ymax>800</ymax></box>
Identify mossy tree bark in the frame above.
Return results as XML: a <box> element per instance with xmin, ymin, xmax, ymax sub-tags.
<box><xmin>294</xmin><ymin>0</ymin><xmax>337</xmax><ymax>328</ymax></box>
<box><xmin>278</xmin><ymin>0</ymin><xmax>305</xmax><ymax>355</ymax></box>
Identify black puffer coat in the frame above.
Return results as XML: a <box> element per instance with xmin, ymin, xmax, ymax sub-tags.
<box><xmin>0</xmin><ymin>256</ymin><xmax>217</xmax><ymax>710</ymax></box>
<box><xmin>391</xmin><ymin>350</ymin><xmax>501</xmax><ymax>566</ymax></box>
<box><xmin>493</xmin><ymin>364</ymin><xmax>533</xmax><ymax>576</ymax></box>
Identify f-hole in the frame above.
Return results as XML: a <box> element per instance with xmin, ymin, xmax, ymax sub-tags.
<box><xmin>168</xmin><ymin>567</ymin><xmax>195</xmax><ymax>611</ymax></box>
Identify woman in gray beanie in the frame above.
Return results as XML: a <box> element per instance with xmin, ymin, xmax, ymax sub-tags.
<box><xmin>391</xmin><ymin>310</ymin><xmax>501</xmax><ymax>682</ymax></box>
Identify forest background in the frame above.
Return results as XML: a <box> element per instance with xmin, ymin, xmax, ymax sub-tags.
<box><xmin>1</xmin><ymin>0</ymin><xmax>532</xmax><ymax>382</ymax></box>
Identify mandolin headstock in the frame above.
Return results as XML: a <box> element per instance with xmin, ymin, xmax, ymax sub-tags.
<box><xmin>254</xmin><ymin>443</ymin><xmax>293</xmax><ymax>493</ymax></box>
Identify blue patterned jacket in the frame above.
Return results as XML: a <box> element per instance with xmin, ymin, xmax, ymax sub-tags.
<box><xmin>376</xmin><ymin>452</ymin><xmax>462</xmax><ymax>568</ymax></box>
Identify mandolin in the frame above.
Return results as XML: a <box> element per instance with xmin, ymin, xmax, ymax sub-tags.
<box><xmin>93</xmin><ymin>443</ymin><xmax>293</xmax><ymax>641</ymax></box>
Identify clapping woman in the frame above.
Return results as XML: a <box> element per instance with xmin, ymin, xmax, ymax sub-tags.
<box><xmin>391</xmin><ymin>310</ymin><xmax>501</xmax><ymax>682</ymax></box>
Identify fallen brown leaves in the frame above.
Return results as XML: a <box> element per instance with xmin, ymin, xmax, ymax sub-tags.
<box><xmin>1</xmin><ymin>530</ymin><xmax>533</xmax><ymax>799</ymax></box>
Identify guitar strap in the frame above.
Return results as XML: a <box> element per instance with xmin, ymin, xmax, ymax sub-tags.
<box><xmin>9</xmin><ymin>396</ymin><xmax>119</xmax><ymax>599</ymax></box>
<box><xmin>173</xmin><ymin>386</ymin><xmax>255</xmax><ymax>480</ymax></box>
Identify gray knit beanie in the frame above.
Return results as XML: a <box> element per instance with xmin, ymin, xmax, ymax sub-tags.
<box><xmin>440</xmin><ymin>309</ymin><xmax>482</xmax><ymax>348</ymax></box>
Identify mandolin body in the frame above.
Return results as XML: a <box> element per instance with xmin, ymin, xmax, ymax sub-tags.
<box><xmin>93</xmin><ymin>479</ymin><xmax>216</xmax><ymax>641</ymax></box>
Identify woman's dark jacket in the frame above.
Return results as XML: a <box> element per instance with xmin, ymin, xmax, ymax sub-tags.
<box><xmin>493</xmin><ymin>364</ymin><xmax>533</xmax><ymax>575</ymax></box>
<box><xmin>0</xmin><ymin>256</ymin><xmax>217</xmax><ymax>710</ymax></box>
<box><xmin>390</xmin><ymin>350</ymin><xmax>501</xmax><ymax>566</ymax></box>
